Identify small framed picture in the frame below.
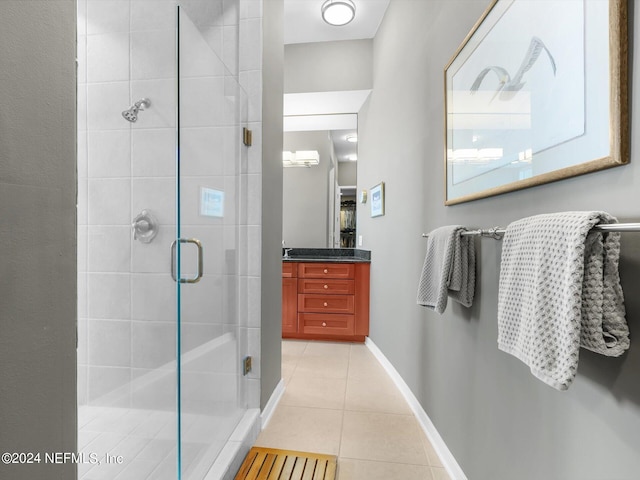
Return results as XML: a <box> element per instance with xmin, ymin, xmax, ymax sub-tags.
<box><xmin>370</xmin><ymin>182</ymin><xmax>385</xmax><ymax>217</ymax></box>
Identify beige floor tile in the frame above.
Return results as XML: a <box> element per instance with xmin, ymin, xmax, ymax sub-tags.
<box><xmin>419</xmin><ymin>429</ymin><xmax>444</xmax><ymax>467</ymax></box>
<box><xmin>258</xmin><ymin>341</ymin><xmax>450</xmax><ymax>479</ymax></box>
<box><xmin>255</xmin><ymin>405</ymin><xmax>343</xmax><ymax>456</ymax></box>
<box><xmin>340</xmin><ymin>411</ymin><xmax>428</xmax><ymax>465</ymax></box>
<box><xmin>281</xmin><ymin>362</ymin><xmax>296</xmax><ymax>385</ymax></box>
<box><xmin>282</xmin><ymin>352</ymin><xmax>301</xmax><ymax>368</ymax></box>
<box><xmin>347</xmin><ymin>349</ymin><xmax>389</xmax><ymax>379</ymax></box>
<box><xmin>348</xmin><ymin>343</ymin><xmax>373</xmax><ymax>359</ymax></box>
<box><xmin>338</xmin><ymin>458</ymin><xmax>434</xmax><ymax>480</ymax></box>
<box><xmin>282</xmin><ymin>340</ymin><xmax>307</xmax><ymax>357</ymax></box>
<box><xmin>431</xmin><ymin>466</ymin><xmax>451</xmax><ymax>480</ymax></box>
<box><xmin>282</xmin><ymin>342</ymin><xmax>304</xmax><ymax>379</ymax></box>
<box><xmin>295</xmin><ymin>352</ymin><xmax>349</xmax><ymax>379</ymax></box>
<box><xmin>345</xmin><ymin>375</ymin><xmax>412</xmax><ymax>415</ymax></box>
<box><xmin>281</xmin><ymin>373</ymin><xmax>347</xmax><ymax>410</ymax></box>
<box><xmin>303</xmin><ymin>340</ymin><xmax>352</xmax><ymax>358</ymax></box>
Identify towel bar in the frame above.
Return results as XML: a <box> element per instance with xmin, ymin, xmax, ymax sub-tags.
<box><xmin>421</xmin><ymin>222</ymin><xmax>640</xmax><ymax>240</ymax></box>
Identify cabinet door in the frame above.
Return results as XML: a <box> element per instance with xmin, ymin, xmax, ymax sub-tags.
<box><xmin>282</xmin><ymin>277</ymin><xmax>298</xmax><ymax>335</ymax></box>
<box><xmin>282</xmin><ymin>262</ymin><xmax>297</xmax><ymax>278</ymax></box>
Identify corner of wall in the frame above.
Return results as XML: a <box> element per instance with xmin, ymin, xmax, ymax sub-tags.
<box><xmin>259</xmin><ymin>0</ymin><xmax>284</xmax><ymax>410</ymax></box>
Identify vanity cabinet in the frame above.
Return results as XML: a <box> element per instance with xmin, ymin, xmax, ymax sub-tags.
<box><xmin>282</xmin><ymin>261</ymin><xmax>370</xmax><ymax>342</ymax></box>
<box><xmin>282</xmin><ymin>263</ymin><xmax>298</xmax><ymax>335</ymax></box>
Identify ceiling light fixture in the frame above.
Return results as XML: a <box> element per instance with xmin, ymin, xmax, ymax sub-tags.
<box><xmin>283</xmin><ymin>150</ymin><xmax>320</xmax><ymax>168</ymax></box>
<box><xmin>321</xmin><ymin>0</ymin><xmax>356</xmax><ymax>26</ymax></box>
<box><xmin>346</xmin><ymin>134</ymin><xmax>358</xmax><ymax>143</ymax></box>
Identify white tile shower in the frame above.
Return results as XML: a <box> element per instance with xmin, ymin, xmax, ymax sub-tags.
<box><xmin>77</xmin><ymin>0</ymin><xmax>264</xmax><ymax>478</ymax></box>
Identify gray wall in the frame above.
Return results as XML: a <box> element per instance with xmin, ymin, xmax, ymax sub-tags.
<box><xmin>284</xmin><ymin>39</ymin><xmax>373</xmax><ymax>94</ymax></box>
<box><xmin>260</xmin><ymin>0</ymin><xmax>284</xmax><ymax>409</ymax></box>
<box><xmin>338</xmin><ymin>161</ymin><xmax>357</xmax><ymax>186</ymax></box>
<box><xmin>283</xmin><ymin>131</ymin><xmax>332</xmax><ymax>248</ymax></box>
<box><xmin>357</xmin><ymin>1</ymin><xmax>640</xmax><ymax>479</ymax></box>
<box><xmin>0</xmin><ymin>1</ymin><xmax>77</xmax><ymax>479</ymax></box>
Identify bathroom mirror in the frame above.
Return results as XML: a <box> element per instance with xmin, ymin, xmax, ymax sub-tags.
<box><xmin>282</xmin><ymin>119</ymin><xmax>359</xmax><ymax>249</ymax></box>
<box><xmin>282</xmin><ymin>88</ymin><xmax>370</xmax><ymax>249</ymax></box>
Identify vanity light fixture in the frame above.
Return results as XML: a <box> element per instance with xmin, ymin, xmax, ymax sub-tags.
<box><xmin>347</xmin><ymin>154</ymin><xmax>357</xmax><ymax>161</ymax></box>
<box><xmin>283</xmin><ymin>150</ymin><xmax>320</xmax><ymax>168</ymax></box>
<box><xmin>321</xmin><ymin>0</ymin><xmax>356</xmax><ymax>26</ymax></box>
<box><xmin>346</xmin><ymin>134</ymin><xmax>358</xmax><ymax>143</ymax></box>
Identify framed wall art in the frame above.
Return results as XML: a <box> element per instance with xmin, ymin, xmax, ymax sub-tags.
<box><xmin>370</xmin><ymin>182</ymin><xmax>385</xmax><ymax>217</ymax></box>
<box><xmin>444</xmin><ymin>0</ymin><xmax>628</xmax><ymax>205</ymax></box>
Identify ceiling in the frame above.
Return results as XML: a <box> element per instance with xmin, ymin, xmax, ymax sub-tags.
<box><xmin>284</xmin><ymin>0</ymin><xmax>391</xmax><ymax>45</ymax></box>
<box><xmin>283</xmin><ymin>1</ymin><xmax>389</xmax><ymax>162</ymax></box>
<box><xmin>283</xmin><ymin>90</ymin><xmax>370</xmax><ymax>133</ymax></box>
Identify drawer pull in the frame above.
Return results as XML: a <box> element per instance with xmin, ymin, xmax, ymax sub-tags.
<box><xmin>322</xmin><ymin>322</ymin><xmax>327</xmax><ymax>327</ymax></box>
<box><xmin>323</xmin><ymin>268</ymin><xmax>328</xmax><ymax>274</ymax></box>
<box><xmin>324</xmin><ymin>284</ymin><xmax>329</xmax><ymax>289</ymax></box>
<box><xmin>323</xmin><ymin>302</ymin><xmax>328</xmax><ymax>307</ymax></box>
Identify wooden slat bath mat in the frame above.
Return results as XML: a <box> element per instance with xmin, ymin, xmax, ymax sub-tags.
<box><xmin>234</xmin><ymin>447</ymin><xmax>337</xmax><ymax>480</ymax></box>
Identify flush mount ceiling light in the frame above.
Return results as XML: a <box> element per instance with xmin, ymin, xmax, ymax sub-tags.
<box><xmin>283</xmin><ymin>150</ymin><xmax>320</xmax><ymax>168</ymax></box>
<box><xmin>346</xmin><ymin>134</ymin><xmax>358</xmax><ymax>143</ymax></box>
<box><xmin>321</xmin><ymin>0</ymin><xmax>356</xmax><ymax>26</ymax></box>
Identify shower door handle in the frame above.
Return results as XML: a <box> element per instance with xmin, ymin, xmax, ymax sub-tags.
<box><xmin>171</xmin><ymin>238</ymin><xmax>204</xmax><ymax>284</ymax></box>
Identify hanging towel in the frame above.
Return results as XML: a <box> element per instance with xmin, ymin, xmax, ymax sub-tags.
<box><xmin>497</xmin><ymin>211</ymin><xmax>630</xmax><ymax>391</ymax></box>
<box><xmin>417</xmin><ymin>225</ymin><xmax>476</xmax><ymax>314</ymax></box>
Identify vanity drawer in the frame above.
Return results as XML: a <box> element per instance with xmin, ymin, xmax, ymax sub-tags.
<box><xmin>298</xmin><ymin>263</ymin><xmax>355</xmax><ymax>279</ymax></box>
<box><xmin>282</xmin><ymin>262</ymin><xmax>297</xmax><ymax>278</ymax></box>
<box><xmin>299</xmin><ymin>313</ymin><xmax>355</xmax><ymax>337</ymax></box>
<box><xmin>298</xmin><ymin>294</ymin><xmax>355</xmax><ymax>314</ymax></box>
<box><xmin>297</xmin><ymin>278</ymin><xmax>355</xmax><ymax>295</ymax></box>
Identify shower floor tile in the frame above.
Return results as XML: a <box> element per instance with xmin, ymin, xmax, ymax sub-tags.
<box><xmin>78</xmin><ymin>405</ymin><xmax>244</xmax><ymax>480</ymax></box>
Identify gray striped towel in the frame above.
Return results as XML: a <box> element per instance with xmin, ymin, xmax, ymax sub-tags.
<box><xmin>417</xmin><ymin>225</ymin><xmax>476</xmax><ymax>314</ymax></box>
<box><xmin>498</xmin><ymin>211</ymin><xmax>630</xmax><ymax>391</ymax></box>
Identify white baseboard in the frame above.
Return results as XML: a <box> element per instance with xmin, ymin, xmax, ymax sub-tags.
<box><xmin>365</xmin><ymin>337</ymin><xmax>468</xmax><ymax>480</ymax></box>
<box><xmin>260</xmin><ymin>378</ymin><xmax>285</xmax><ymax>429</ymax></box>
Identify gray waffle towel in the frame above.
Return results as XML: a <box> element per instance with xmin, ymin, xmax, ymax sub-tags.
<box><xmin>498</xmin><ymin>211</ymin><xmax>630</xmax><ymax>391</ymax></box>
<box><xmin>417</xmin><ymin>225</ymin><xmax>476</xmax><ymax>314</ymax></box>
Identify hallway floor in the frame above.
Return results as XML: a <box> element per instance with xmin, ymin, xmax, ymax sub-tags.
<box><xmin>254</xmin><ymin>340</ymin><xmax>451</xmax><ymax>480</ymax></box>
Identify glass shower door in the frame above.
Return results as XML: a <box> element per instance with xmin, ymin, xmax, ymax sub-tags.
<box><xmin>174</xmin><ymin>6</ymin><xmax>248</xmax><ymax>478</ymax></box>
<box><xmin>77</xmin><ymin>2</ymin><xmax>248</xmax><ymax>478</ymax></box>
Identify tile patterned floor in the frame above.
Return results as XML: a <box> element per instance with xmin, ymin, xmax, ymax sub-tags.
<box><xmin>255</xmin><ymin>341</ymin><xmax>451</xmax><ymax>480</ymax></box>
<box><xmin>78</xmin><ymin>406</ymin><xmax>243</xmax><ymax>479</ymax></box>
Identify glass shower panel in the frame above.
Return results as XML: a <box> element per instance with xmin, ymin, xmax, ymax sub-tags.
<box><xmin>77</xmin><ymin>0</ymin><xmax>179</xmax><ymax>479</ymax></box>
<box><xmin>78</xmin><ymin>1</ymin><xmax>249</xmax><ymax>478</ymax></box>
<box><xmin>176</xmin><ymin>5</ymin><xmax>248</xmax><ymax>478</ymax></box>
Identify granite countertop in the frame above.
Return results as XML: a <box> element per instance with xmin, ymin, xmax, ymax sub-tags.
<box><xmin>282</xmin><ymin>248</ymin><xmax>371</xmax><ymax>263</ymax></box>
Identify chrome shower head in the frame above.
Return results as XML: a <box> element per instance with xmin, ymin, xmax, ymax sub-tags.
<box><xmin>122</xmin><ymin>98</ymin><xmax>151</xmax><ymax>123</ymax></box>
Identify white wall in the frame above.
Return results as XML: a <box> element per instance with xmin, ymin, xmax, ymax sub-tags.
<box><xmin>358</xmin><ymin>1</ymin><xmax>640</xmax><ymax>479</ymax></box>
<box><xmin>338</xmin><ymin>161</ymin><xmax>357</xmax><ymax>186</ymax></box>
<box><xmin>284</xmin><ymin>39</ymin><xmax>373</xmax><ymax>94</ymax></box>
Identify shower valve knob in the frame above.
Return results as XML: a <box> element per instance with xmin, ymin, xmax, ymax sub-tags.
<box><xmin>132</xmin><ymin>210</ymin><xmax>158</xmax><ymax>244</ymax></box>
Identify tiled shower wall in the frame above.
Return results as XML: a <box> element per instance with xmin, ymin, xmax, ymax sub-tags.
<box><xmin>77</xmin><ymin>0</ymin><xmax>263</xmax><ymax>410</ymax></box>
